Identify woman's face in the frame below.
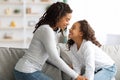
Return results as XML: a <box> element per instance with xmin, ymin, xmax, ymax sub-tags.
<box><xmin>68</xmin><ymin>22</ymin><xmax>83</xmax><ymax>39</ymax></box>
<box><xmin>56</xmin><ymin>13</ymin><xmax>72</xmax><ymax>30</ymax></box>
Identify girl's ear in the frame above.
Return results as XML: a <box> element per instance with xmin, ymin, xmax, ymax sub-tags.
<box><xmin>79</xmin><ymin>32</ymin><xmax>83</xmax><ymax>37</ymax></box>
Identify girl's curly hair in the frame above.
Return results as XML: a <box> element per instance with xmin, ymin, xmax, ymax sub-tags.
<box><xmin>67</xmin><ymin>20</ymin><xmax>101</xmax><ymax>49</ymax></box>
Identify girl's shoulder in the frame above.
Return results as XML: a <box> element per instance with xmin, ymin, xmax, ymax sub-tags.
<box><xmin>83</xmin><ymin>40</ymin><xmax>93</xmax><ymax>46</ymax></box>
<box><xmin>83</xmin><ymin>40</ymin><xmax>101</xmax><ymax>51</ymax></box>
<box><xmin>82</xmin><ymin>40</ymin><xmax>95</xmax><ymax>49</ymax></box>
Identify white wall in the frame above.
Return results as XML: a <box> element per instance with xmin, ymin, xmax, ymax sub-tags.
<box><xmin>68</xmin><ymin>0</ymin><xmax>120</xmax><ymax>45</ymax></box>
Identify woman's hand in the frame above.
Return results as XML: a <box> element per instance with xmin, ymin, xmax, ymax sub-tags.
<box><xmin>76</xmin><ymin>75</ymin><xmax>88</xmax><ymax>80</ymax></box>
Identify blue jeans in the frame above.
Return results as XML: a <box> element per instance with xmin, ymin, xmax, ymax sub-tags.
<box><xmin>94</xmin><ymin>64</ymin><xmax>117</xmax><ymax>80</ymax></box>
<box><xmin>14</xmin><ymin>69</ymin><xmax>53</xmax><ymax>80</ymax></box>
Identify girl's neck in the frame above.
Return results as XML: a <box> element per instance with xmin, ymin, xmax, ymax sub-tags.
<box><xmin>74</xmin><ymin>38</ymin><xmax>83</xmax><ymax>50</ymax></box>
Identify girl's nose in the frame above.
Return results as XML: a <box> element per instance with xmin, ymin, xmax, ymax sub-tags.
<box><xmin>67</xmin><ymin>22</ymin><xmax>70</xmax><ymax>25</ymax></box>
<box><xmin>69</xmin><ymin>28</ymin><xmax>71</xmax><ymax>32</ymax></box>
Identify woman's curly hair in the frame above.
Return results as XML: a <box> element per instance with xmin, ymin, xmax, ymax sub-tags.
<box><xmin>67</xmin><ymin>20</ymin><xmax>101</xmax><ymax>49</ymax></box>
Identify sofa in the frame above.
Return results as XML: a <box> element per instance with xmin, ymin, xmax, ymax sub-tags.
<box><xmin>0</xmin><ymin>44</ymin><xmax>120</xmax><ymax>80</ymax></box>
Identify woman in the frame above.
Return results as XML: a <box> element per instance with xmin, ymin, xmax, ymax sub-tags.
<box><xmin>67</xmin><ymin>20</ymin><xmax>117</xmax><ymax>80</ymax></box>
<box><xmin>14</xmin><ymin>2</ymin><xmax>82</xmax><ymax>80</ymax></box>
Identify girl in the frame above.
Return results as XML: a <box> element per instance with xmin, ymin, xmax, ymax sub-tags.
<box><xmin>67</xmin><ymin>20</ymin><xmax>117</xmax><ymax>80</ymax></box>
<box><xmin>14</xmin><ymin>2</ymin><xmax>82</xmax><ymax>80</ymax></box>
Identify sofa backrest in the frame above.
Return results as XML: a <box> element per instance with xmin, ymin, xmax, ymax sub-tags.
<box><xmin>0</xmin><ymin>47</ymin><xmax>26</xmax><ymax>80</ymax></box>
<box><xmin>101</xmin><ymin>45</ymin><xmax>120</xmax><ymax>80</ymax></box>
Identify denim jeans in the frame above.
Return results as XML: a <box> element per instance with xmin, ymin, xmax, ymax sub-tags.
<box><xmin>94</xmin><ymin>64</ymin><xmax>117</xmax><ymax>80</ymax></box>
<box><xmin>14</xmin><ymin>69</ymin><xmax>53</xmax><ymax>80</ymax></box>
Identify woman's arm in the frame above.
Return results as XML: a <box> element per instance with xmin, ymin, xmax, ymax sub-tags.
<box><xmin>38</xmin><ymin>25</ymin><xmax>79</xmax><ymax>79</ymax></box>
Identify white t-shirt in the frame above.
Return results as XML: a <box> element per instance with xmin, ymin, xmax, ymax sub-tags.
<box><xmin>15</xmin><ymin>25</ymin><xmax>78</xmax><ymax>79</ymax></box>
<box><xmin>70</xmin><ymin>39</ymin><xmax>115</xmax><ymax>80</ymax></box>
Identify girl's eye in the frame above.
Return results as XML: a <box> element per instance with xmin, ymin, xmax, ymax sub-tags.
<box><xmin>66</xmin><ymin>19</ymin><xmax>69</xmax><ymax>22</ymax></box>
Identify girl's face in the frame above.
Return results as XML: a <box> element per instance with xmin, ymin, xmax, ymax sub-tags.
<box><xmin>56</xmin><ymin>13</ymin><xmax>72</xmax><ymax>30</ymax></box>
<box><xmin>68</xmin><ymin>22</ymin><xmax>83</xmax><ymax>40</ymax></box>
